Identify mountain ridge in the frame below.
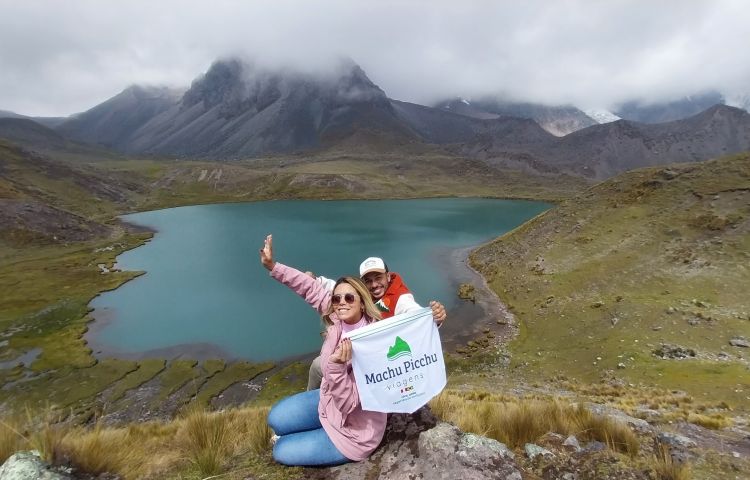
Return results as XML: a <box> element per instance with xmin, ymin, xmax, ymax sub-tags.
<box><xmin>1</xmin><ymin>57</ymin><xmax>744</xmax><ymax>181</ymax></box>
<box><xmin>59</xmin><ymin>58</ymin><xmax>417</xmax><ymax>159</ymax></box>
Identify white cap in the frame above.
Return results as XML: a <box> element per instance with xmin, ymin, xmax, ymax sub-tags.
<box><xmin>359</xmin><ymin>257</ymin><xmax>386</xmax><ymax>277</ymax></box>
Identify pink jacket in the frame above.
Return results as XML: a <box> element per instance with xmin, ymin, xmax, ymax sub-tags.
<box><xmin>270</xmin><ymin>263</ymin><xmax>387</xmax><ymax>461</ymax></box>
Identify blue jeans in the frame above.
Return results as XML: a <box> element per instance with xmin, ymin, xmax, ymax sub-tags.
<box><xmin>267</xmin><ymin>389</ymin><xmax>350</xmax><ymax>466</ymax></box>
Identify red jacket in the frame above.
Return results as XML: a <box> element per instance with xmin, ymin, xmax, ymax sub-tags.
<box><xmin>376</xmin><ymin>272</ymin><xmax>412</xmax><ymax>318</ymax></box>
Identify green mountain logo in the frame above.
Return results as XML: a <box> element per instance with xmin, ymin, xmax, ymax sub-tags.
<box><xmin>387</xmin><ymin>336</ymin><xmax>412</xmax><ymax>361</ymax></box>
<box><xmin>375</xmin><ymin>300</ymin><xmax>390</xmax><ymax>313</ymax></box>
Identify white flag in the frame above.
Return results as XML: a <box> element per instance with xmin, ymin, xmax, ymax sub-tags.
<box><xmin>343</xmin><ymin>307</ymin><xmax>446</xmax><ymax>413</ymax></box>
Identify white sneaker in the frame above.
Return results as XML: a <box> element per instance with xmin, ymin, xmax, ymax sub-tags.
<box><xmin>270</xmin><ymin>434</ymin><xmax>279</xmax><ymax>446</ymax></box>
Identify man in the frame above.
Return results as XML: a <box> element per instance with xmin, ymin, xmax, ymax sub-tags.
<box><xmin>307</xmin><ymin>257</ymin><xmax>447</xmax><ymax>390</ymax></box>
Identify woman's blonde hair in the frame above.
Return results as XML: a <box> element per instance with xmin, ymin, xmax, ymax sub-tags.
<box><xmin>322</xmin><ymin>276</ymin><xmax>383</xmax><ymax>326</ymax></box>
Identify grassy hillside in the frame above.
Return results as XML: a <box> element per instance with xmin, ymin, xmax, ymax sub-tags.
<box><xmin>107</xmin><ymin>151</ymin><xmax>587</xmax><ymax>212</ymax></box>
<box><xmin>0</xmin><ymin>140</ymin><xmax>586</xmax><ymax>421</ymax></box>
<box><xmin>0</xmin><ymin>140</ymin><xmax>147</xmax><ymax>248</ymax></box>
<box><xmin>470</xmin><ymin>153</ymin><xmax>750</xmax><ymax>410</ymax></box>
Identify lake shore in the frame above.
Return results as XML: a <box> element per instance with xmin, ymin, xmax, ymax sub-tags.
<box><xmin>84</xmin><ymin>198</ymin><xmax>548</xmax><ymax>364</ymax></box>
<box><xmin>431</xmin><ymin>244</ymin><xmax>516</xmax><ymax>352</ymax></box>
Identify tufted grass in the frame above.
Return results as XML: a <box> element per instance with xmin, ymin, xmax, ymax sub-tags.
<box><xmin>685</xmin><ymin>412</ymin><xmax>732</xmax><ymax>430</ymax></box>
<box><xmin>0</xmin><ymin>415</ymin><xmax>26</xmax><ymax>464</ymax></box>
<box><xmin>1</xmin><ymin>404</ymin><xmax>273</xmax><ymax>479</ymax></box>
<box><xmin>0</xmin><ymin>407</ymin><xmax>67</xmax><ymax>464</ymax></box>
<box><xmin>176</xmin><ymin>405</ymin><xmax>272</xmax><ymax>477</ymax></box>
<box><xmin>61</xmin><ymin>423</ymin><xmax>135</xmax><ymax>476</ymax></box>
<box><xmin>178</xmin><ymin>406</ymin><xmax>232</xmax><ymax>477</ymax></box>
<box><xmin>557</xmin><ymin>380</ymin><xmax>734</xmax><ymax>429</ymax></box>
<box><xmin>651</xmin><ymin>444</ymin><xmax>691</xmax><ymax>480</ymax></box>
<box><xmin>430</xmin><ymin>389</ymin><xmax>639</xmax><ymax>457</ymax></box>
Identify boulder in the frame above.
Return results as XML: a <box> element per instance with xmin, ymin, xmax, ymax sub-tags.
<box><xmin>582</xmin><ymin>440</ymin><xmax>607</xmax><ymax>453</ymax></box>
<box><xmin>308</xmin><ymin>407</ymin><xmax>522</xmax><ymax>479</ymax></box>
<box><xmin>524</xmin><ymin>443</ymin><xmax>555</xmax><ymax>460</ymax></box>
<box><xmin>585</xmin><ymin>403</ymin><xmax>653</xmax><ymax>434</ymax></box>
<box><xmin>652</xmin><ymin>344</ymin><xmax>696</xmax><ymax>359</ymax></box>
<box><xmin>562</xmin><ymin>435</ymin><xmax>582</xmax><ymax>452</ymax></box>
<box><xmin>657</xmin><ymin>432</ymin><xmax>697</xmax><ymax>449</ymax></box>
<box><xmin>457</xmin><ymin>283</ymin><xmax>476</xmax><ymax>302</ymax></box>
<box><xmin>0</xmin><ymin>451</ymin><xmax>72</xmax><ymax>480</ymax></box>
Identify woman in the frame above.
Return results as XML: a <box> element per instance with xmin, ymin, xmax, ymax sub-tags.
<box><xmin>260</xmin><ymin>234</ymin><xmax>387</xmax><ymax>466</ymax></box>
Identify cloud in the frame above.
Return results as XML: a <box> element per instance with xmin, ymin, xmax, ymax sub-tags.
<box><xmin>0</xmin><ymin>0</ymin><xmax>748</xmax><ymax>116</ymax></box>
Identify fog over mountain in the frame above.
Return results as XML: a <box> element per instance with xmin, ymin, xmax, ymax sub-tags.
<box><xmin>613</xmin><ymin>91</ymin><xmax>727</xmax><ymax>124</ymax></box>
<box><xmin>58</xmin><ymin>59</ymin><xmax>415</xmax><ymax>157</ymax></box>
<box><xmin>434</xmin><ymin>98</ymin><xmax>597</xmax><ymax>136</ymax></box>
<box><xmin>48</xmin><ymin>57</ymin><xmax>750</xmax><ymax>181</ymax></box>
<box><xmin>1</xmin><ymin>1</ymin><xmax>749</xmax><ymax>117</ymax></box>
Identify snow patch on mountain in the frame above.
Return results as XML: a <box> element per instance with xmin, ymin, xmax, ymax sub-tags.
<box><xmin>583</xmin><ymin>108</ymin><xmax>620</xmax><ymax>124</ymax></box>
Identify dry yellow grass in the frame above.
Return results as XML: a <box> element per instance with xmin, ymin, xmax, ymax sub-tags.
<box><xmin>61</xmin><ymin>425</ymin><xmax>133</xmax><ymax>476</ymax></box>
<box><xmin>23</xmin><ymin>407</ymin><xmax>68</xmax><ymax>464</ymax></box>
<box><xmin>685</xmin><ymin>412</ymin><xmax>732</xmax><ymax>430</ymax></box>
<box><xmin>0</xmin><ymin>408</ymin><xmax>68</xmax><ymax>465</ymax></box>
<box><xmin>27</xmin><ymin>422</ymin><xmax>66</xmax><ymax>464</ymax></box>
<box><xmin>1</xmin><ymin>404</ymin><xmax>271</xmax><ymax>479</ymax></box>
<box><xmin>178</xmin><ymin>407</ymin><xmax>233</xmax><ymax>476</ymax></box>
<box><xmin>0</xmin><ymin>416</ymin><xmax>26</xmax><ymax>464</ymax></box>
<box><xmin>175</xmin><ymin>406</ymin><xmax>272</xmax><ymax>476</ymax></box>
<box><xmin>57</xmin><ymin>419</ymin><xmax>180</xmax><ymax>479</ymax></box>
<box><xmin>430</xmin><ymin>390</ymin><xmax>639</xmax><ymax>457</ymax></box>
<box><xmin>652</xmin><ymin>444</ymin><xmax>691</xmax><ymax>480</ymax></box>
<box><xmin>223</xmin><ymin>407</ymin><xmax>272</xmax><ymax>455</ymax></box>
<box><xmin>560</xmin><ymin>380</ymin><xmax>734</xmax><ymax>430</ymax></box>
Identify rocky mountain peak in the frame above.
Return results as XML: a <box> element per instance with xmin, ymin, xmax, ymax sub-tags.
<box><xmin>122</xmin><ymin>84</ymin><xmax>183</xmax><ymax>101</ymax></box>
<box><xmin>181</xmin><ymin>58</ymin><xmax>267</xmax><ymax>116</ymax></box>
<box><xmin>694</xmin><ymin>103</ymin><xmax>747</xmax><ymax>120</ymax></box>
<box><xmin>330</xmin><ymin>61</ymin><xmax>387</xmax><ymax>105</ymax></box>
<box><xmin>178</xmin><ymin>57</ymin><xmax>388</xmax><ymax>122</ymax></box>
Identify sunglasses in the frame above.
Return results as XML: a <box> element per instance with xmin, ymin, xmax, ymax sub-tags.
<box><xmin>331</xmin><ymin>293</ymin><xmax>359</xmax><ymax>304</ymax></box>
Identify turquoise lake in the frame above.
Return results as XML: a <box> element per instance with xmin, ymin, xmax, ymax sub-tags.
<box><xmin>88</xmin><ymin>198</ymin><xmax>550</xmax><ymax>361</ymax></box>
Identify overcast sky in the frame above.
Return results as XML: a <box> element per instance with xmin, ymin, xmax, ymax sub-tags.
<box><xmin>1</xmin><ymin>0</ymin><xmax>748</xmax><ymax>117</ymax></box>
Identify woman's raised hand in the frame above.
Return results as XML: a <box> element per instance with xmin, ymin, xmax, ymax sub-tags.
<box><xmin>260</xmin><ymin>234</ymin><xmax>276</xmax><ymax>271</ymax></box>
<box><xmin>329</xmin><ymin>338</ymin><xmax>352</xmax><ymax>364</ymax></box>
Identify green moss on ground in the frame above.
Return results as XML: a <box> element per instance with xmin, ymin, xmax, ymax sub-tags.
<box><xmin>0</xmin><ymin>364</ymin><xmax>24</xmax><ymax>384</ymax></box>
<box><xmin>202</xmin><ymin>359</ymin><xmax>227</xmax><ymax>377</ymax></box>
<box><xmin>194</xmin><ymin>361</ymin><xmax>275</xmax><ymax>407</ymax></box>
<box><xmin>254</xmin><ymin>362</ymin><xmax>309</xmax><ymax>406</ymax></box>
<box><xmin>0</xmin><ymin>359</ymin><xmax>138</xmax><ymax>411</ymax></box>
<box><xmin>16</xmin><ymin>318</ymin><xmax>95</xmax><ymax>371</ymax></box>
<box><xmin>151</xmin><ymin>360</ymin><xmax>201</xmax><ymax>406</ymax></box>
<box><xmin>0</xmin><ymin>234</ymin><xmax>150</xmax><ymax>415</ymax></box>
<box><xmin>107</xmin><ymin>359</ymin><xmax>167</xmax><ymax>403</ymax></box>
<box><xmin>0</xmin><ymin>236</ymin><xmax>148</xmax><ymax>330</ymax></box>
